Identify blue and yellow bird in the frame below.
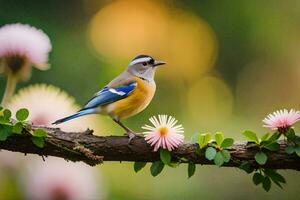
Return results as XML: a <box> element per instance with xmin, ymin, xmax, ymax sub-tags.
<box><xmin>53</xmin><ymin>55</ymin><xmax>166</xmax><ymax>139</ymax></box>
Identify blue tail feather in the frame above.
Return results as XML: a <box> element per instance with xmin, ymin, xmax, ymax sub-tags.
<box><xmin>52</xmin><ymin>109</ymin><xmax>96</xmax><ymax>125</ymax></box>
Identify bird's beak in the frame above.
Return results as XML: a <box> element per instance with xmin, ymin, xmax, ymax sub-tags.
<box><xmin>153</xmin><ymin>60</ymin><xmax>166</xmax><ymax>67</ymax></box>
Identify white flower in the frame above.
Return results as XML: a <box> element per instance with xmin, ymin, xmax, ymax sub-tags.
<box><xmin>142</xmin><ymin>115</ymin><xmax>184</xmax><ymax>151</ymax></box>
<box><xmin>0</xmin><ymin>23</ymin><xmax>51</xmax><ymax>78</ymax></box>
<box><xmin>7</xmin><ymin>84</ymin><xmax>102</xmax><ymax>132</ymax></box>
<box><xmin>263</xmin><ymin>109</ymin><xmax>300</xmax><ymax>130</ymax></box>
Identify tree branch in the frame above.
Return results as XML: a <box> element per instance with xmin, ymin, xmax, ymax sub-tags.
<box><xmin>0</xmin><ymin>126</ymin><xmax>299</xmax><ymax>170</ymax></box>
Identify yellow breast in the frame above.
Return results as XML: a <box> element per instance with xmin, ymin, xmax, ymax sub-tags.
<box><xmin>104</xmin><ymin>77</ymin><xmax>156</xmax><ymax>120</ymax></box>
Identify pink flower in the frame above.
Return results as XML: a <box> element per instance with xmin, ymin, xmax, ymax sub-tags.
<box><xmin>142</xmin><ymin>115</ymin><xmax>184</xmax><ymax>151</ymax></box>
<box><xmin>0</xmin><ymin>23</ymin><xmax>51</xmax><ymax>77</ymax></box>
<box><xmin>21</xmin><ymin>157</ymin><xmax>105</xmax><ymax>200</ymax></box>
<box><xmin>263</xmin><ymin>109</ymin><xmax>300</xmax><ymax>130</ymax></box>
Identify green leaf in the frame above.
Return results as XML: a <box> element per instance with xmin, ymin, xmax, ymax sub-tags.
<box><xmin>205</xmin><ymin>147</ymin><xmax>216</xmax><ymax>160</ymax></box>
<box><xmin>0</xmin><ymin>124</ymin><xmax>13</xmax><ymax>141</ymax></box>
<box><xmin>190</xmin><ymin>132</ymin><xmax>200</xmax><ymax>143</ymax></box>
<box><xmin>168</xmin><ymin>162</ymin><xmax>180</xmax><ymax>168</ymax></box>
<box><xmin>242</xmin><ymin>130</ymin><xmax>259</xmax><ymax>144</ymax></box>
<box><xmin>31</xmin><ymin>136</ymin><xmax>45</xmax><ymax>148</ymax></box>
<box><xmin>214</xmin><ymin>151</ymin><xmax>224</xmax><ymax>166</ymax></box>
<box><xmin>253</xmin><ymin>172</ymin><xmax>264</xmax><ymax>185</ymax></box>
<box><xmin>221</xmin><ymin>150</ymin><xmax>231</xmax><ymax>162</ymax></box>
<box><xmin>188</xmin><ymin>162</ymin><xmax>196</xmax><ymax>178</ymax></box>
<box><xmin>285</xmin><ymin>128</ymin><xmax>296</xmax><ymax>140</ymax></box>
<box><xmin>261</xmin><ymin>133</ymin><xmax>270</xmax><ymax>141</ymax></box>
<box><xmin>16</xmin><ymin>108</ymin><xmax>29</xmax><ymax>121</ymax></box>
<box><xmin>262</xmin><ymin>177</ymin><xmax>271</xmax><ymax>192</ymax></box>
<box><xmin>268</xmin><ymin>132</ymin><xmax>281</xmax><ymax>142</ymax></box>
<box><xmin>221</xmin><ymin>138</ymin><xmax>234</xmax><ymax>148</ymax></box>
<box><xmin>160</xmin><ymin>148</ymin><xmax>171</xmax><ymax>165</ymax></box>
<box><xmin>215</xmin><ymin>132</ymin><xmax>224</xmax><ymax>146</ymax></box>
<box><xmin>295</xmin><ymin>146</ymin><xmax>300</xmax><ymax>157</ymax></box>
<box><xmin>0</xmin><ymin>106</ymin><xmax>3</xmax><ymax>111</ymax></box>
<box><xmin>12</xmin><ymin>122</ymin><xmax>23</xmax><ymax>134</ymax></box>
<box><xmin>239</xmin><ymin>162</ymin><xmax>254</xmax><ymax>174</ymax></box>
<box><xmin>199</xmin><ymin>132</ymin><xmax>212</xmax><ymax>148</ymax></box>
<box><xmin>150</xmin><ymin>161</ymin><xmax>164</xmax><ymax>177</ymax></box>
<box><xmin>264</xmin><ymin>169</ymin><xmax>286</xmax><ymax>184</ymax></box>
<box><xmin>262</xmin><ymin>141</ymin><xmax>280</xmax><ymax>151</ymax></box>
<box><xmin>33</xmin><ymin>129</ymin><xmax>47</xmax><ymax>137</ymax></box>
<box><xmin>134</xmin><ymin>162</ymin><xmax>147</xmax><ymax>173</ymax></box>
<box><xmin>285</xmin><ymin>145</ymin><xmax>295</xmax><ymax>154</ymax></box>
<box><xmin>272</xmin><ymin>180</ymin><xmax>283</xmax><ymax>189</ymax></box>
<box><xmin>3</xmin><ymin>109</ymin><xmax>11</xmax><ymax>120</ymax></box>
<box><xmin>255</xmin><ymin>151</ymin><xmax>267</xmax><ymax>165</ymax></box>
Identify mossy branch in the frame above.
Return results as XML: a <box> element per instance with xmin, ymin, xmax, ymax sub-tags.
<box><xmin>0</xmin><ymin>126</ymin><xmax>299</xmax><ymax>169</ymax></box>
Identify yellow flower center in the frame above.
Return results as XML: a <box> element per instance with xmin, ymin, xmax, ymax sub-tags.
<box><xmin>159</xmin><ymin>127</ymin><xmax>168</xmax><ymax>136</ymax></box>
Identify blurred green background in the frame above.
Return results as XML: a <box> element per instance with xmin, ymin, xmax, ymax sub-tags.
<box><xmin>1</xmin><ymin>0</ymin><xmax>300</xmax><ymax>199</ymax></box>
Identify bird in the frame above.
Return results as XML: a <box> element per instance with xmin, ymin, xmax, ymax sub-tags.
<box><xmin>53</xmin><ymin>55</ymin><xmax>166</xmax><ymax>140</ymax></box>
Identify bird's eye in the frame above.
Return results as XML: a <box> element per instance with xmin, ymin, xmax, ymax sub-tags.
<box><xmin>142</xmin><ymin>62</ymin><xmax>147</xmax><ymax>66</ymax></box>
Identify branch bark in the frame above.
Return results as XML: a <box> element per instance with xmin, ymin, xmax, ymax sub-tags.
<box><xmin>0</xmin><ymin>126</ymin><xmax>299</xmax><ymax>170</ymax></box>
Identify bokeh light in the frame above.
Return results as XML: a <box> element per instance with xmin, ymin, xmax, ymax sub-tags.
<box><xmin>187</xmin><ymin>74</ymin><xmax>234</xmax><ymax>131</ymax></box>
<box><xmin>89</xmin><ymin>0</ymin><xmax>217</xmax><ymax>80</ymax></box>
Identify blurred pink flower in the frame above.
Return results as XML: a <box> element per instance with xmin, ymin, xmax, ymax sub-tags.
<box><xmin>21</xmin><ymin>157</ymin><xmax>105</xmax><ymax>200</ymax></box>
<box><xmin>0</xmin><ymin>23</ymin><xmax>51</xmax><ymax>84</ymax></box>
<box><xmin>0</xmin><ymin>23</ymin><xmax>51</xmax><ymax>69</ymax></box>
<box><xmin>263</xmin><ymin>109</ymin><xmax>300</xmax><ymax>130</ymax></box>
<box><xmin>142</xmin><ymin>115</ymin><xmax>184</xmax><ymax>151</ymax></box>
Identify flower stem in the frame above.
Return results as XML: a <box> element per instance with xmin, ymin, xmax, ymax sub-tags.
<box><xmin>1</xmin><ymin>74</ymin><xmax>18</xmax><ymax>106</ymax></box>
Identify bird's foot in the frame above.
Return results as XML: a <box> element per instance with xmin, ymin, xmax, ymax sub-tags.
<box><xmin>124</xmin><ymin>131</ymin><xmax>139</xmax><ymax>143</ymax></box>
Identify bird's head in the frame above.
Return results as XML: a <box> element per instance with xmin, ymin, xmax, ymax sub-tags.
<box><xmin>127</xmin><ymin>55</ymin><xmax>166</xmax><ymax>81</ymax></box>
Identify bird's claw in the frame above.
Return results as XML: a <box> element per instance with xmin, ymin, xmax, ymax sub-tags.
<box><xmin>125</xmin><ymin>131</ymin><xmax>138</xmax><ymax>144</ymax></box>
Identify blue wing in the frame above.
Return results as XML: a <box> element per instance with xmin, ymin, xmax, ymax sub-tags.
<box><xmin>80</xmin><ymin>81</ymin><xmax>137</xmax><ymax>111</ymax></box>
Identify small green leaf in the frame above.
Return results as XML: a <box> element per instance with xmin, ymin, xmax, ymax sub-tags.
<box><xmin>253</xmin><ymin>172</ymin><xmax>264</xmax><ymax>185</ymax></box>
<box><xmin>168</xmin><ymin>162</ymin><xmax>180</xmax><ymax>168</ymax></box>
<box><xmin>221</xmin><ymin>150</ymin><xmax>231</xmax><ymax>162</ymax></box>
<box><xmin>3</xmin><ymin>109</ymin><xmax>11</xmax><ymax>120</ymax></box>
<box><xmin>12</xmin><ymin>122</ymin><xmax>23</xmax><ymax>134</ymax></box>
<box><xmin>199</xmin><ymin>132</ymin><xmax>212</xmax><ymax>148</ymax></box>
<box><xmin>134</xmin><ymin>162</ymin><xmax>147</xmax><ymax>173</ymax></box>
<box><xmin>239</xmin><ymin>162</ymin><xmax>254</xmax><ymax>174</ymax></box>
<box><xmin>188</xmin><ymin>162</ymin><xmax>196</xmax><ymax>178</ymax></box>
<box><xmin>262</xmin><ymin>141</ymin><xmax>280</xmax><ymax>151</ymax></box>
<box><xmin>31</xmin><ymin>136</ymin><xmax>45</xmax><ymax>148</ymax></box>
<box><xmin>295</xmin><ymin>146</ymin><xmax>300</xmax><ymax>157</ymax></box>
<box><xmin>242</xmin><ymin>130</ymin><xmax>259</xmax><ymax>144</ymax></box>
<box><xmin>0</xmin><ymin>124</ymin><xmax>13</xmax><ymax>141</ymax></box>
<box><xmin>262</xmin><ymin>177</ymin><xmax>271</xmax><ymax>192</ymax></box>
<box><xmin>33</xmin><ymin>129</ymin><xmax>47</xmax><ymax>137</ymax></box>
<box><xmin>264</xmin><ymin>169</ymin><xmax>286</xmax><ymax>184</ymax></box>
<box><xmin>268</xmin><ymin>132</ymin><xmax>281</xmax><ymax>142</ymax></box>
<box><xmin>285</xmin><ymin>128</ymin><xmax>296</xmax><ymax>140</ymax></box>
<box><xmin>179</xmin><ymin>157</ymin><xmax>189</xmax><ymax>162</ymax></box>
<box><xmin>160</xmin><ymin>148</ymin><xmax>171</xmax><ymax>165</ymax></box>
<box><xmin>221</xmin><ymin>138</ymin><xmax>234</xmax><ymax>148</ymax></box>
<box><xmin>215</xmin><ymin>132</ymin><xmax>224</xmax><ymax>146</ymax></box>
<box><xmin>150</xmin><ymin>161</ymin><xmax>164</xmax><ymax>177</ymax></box>
<box><xmin>190</xmin><ymin>133</ymin><xmax>200</xmax><ymax>143</ymax></box>
<box><xmin>285</xmin><ymin>145</ymin><xmax>295</xmax><ymax>154</ymax></box>
<box><xmin>205</xmin><ymin>147</ymin><xmax>216</xmax><ymax>160</ymax></box>
<box><xmin>272</xmin><ymin>180</ymin><xmax>283</xmax><ymax>189</ymax></box>
<box><xmin>261</xmin><ymin>133</ymin><xmax>270</xmax><ymax>141</ymax></box>
<box><xmin>16</xmin><ymin>108</ymin><xmax>29</xmax><ymax>121</ymax></box>
<box><xmin>255</xmin><ymin>151</ymin><xmax>267</xmax><ymax>165</ymax></box>
<box><xmin>0</xmin><ymin>106</ymin><xmax>3</xmax><ymax>111</ymax></box>
<box><xmin>214</xmin><ymin>151</ymin><xmax>224</xmax><ymax>166</ymax></box>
